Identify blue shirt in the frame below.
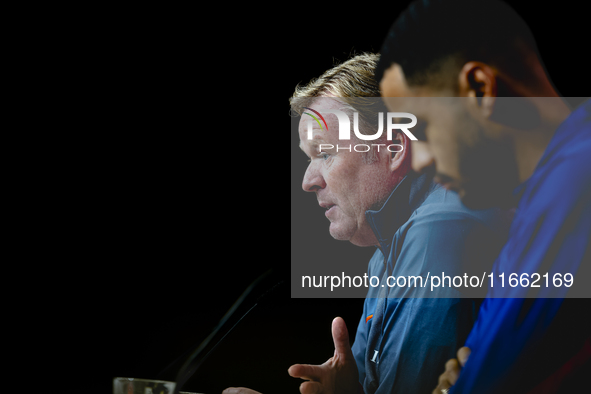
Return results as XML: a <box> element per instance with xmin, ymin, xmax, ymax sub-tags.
<box><xmin>351</xmin><ymin>172</ymin><xmax>510</xmax><ymax>394</ymax></box>
<box><xmin>451</xmin><ymin>99</ymin><xmax>591</xmax><ymax>393</ymax></box>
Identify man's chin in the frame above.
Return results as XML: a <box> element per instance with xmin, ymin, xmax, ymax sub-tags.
<box><xmin>328</xmin><ymin>223</ymin><xmax>353</xmax><ymax>241</ymax></box>
<box><xmin>329</xmin><ymin>223</ymin><xmax>378</xmax><ymax>247</ymax></box>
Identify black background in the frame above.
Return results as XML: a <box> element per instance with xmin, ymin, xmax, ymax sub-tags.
<box><xmin>35</xmin><ymin>1</ymin><xmax>590</xmax><ymax>393</ymax></box>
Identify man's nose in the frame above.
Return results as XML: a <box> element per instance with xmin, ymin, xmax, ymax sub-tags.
<box><xmin>302</xmin><ymin>162</ymin><xmax>326</xmax><ymax>192</ymax></box>
<box><xmin>411</xmin><ymin>141</ymin><xmax>435</xmax><ymax>174</ymax></box>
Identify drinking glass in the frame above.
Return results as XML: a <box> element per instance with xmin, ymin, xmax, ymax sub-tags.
<box><xmin>113</xmin><ymin>377</ymin><xmax>176</xmax><ymax>394</ymax></box>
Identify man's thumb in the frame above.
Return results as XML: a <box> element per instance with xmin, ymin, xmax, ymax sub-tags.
<box><xmin>457</xmin><ymin>346</ymin><xmax>471</xmax><ymax>367</ymax></box>
<box><xmin>332</xmin><ymin>317</ymin><xmax>352</xmax><ymax>357</ymax></box>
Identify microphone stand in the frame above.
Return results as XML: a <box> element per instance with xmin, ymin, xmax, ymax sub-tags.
<box><xmin>172</xmin><ymin>269</ymin><xmax>282</xmax><ymax>393</ymax></box>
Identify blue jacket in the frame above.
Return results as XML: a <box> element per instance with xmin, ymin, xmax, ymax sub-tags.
<box><xmin>450</xmin><ymin>100</ymin><xmax>591</xmax><ymax>393</ymax></box>
<box><xmin>351</xmin><ymin>173</ymin><xmax>510</xmax><ymax>393</ymax></box>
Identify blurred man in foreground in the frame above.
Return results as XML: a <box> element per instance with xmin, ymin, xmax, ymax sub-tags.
<box><xmin>376</xmin><ymin>0</ymin><xmax>591</xmax><ymax>392</ymax></box>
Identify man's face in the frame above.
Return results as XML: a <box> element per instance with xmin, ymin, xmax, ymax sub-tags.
<box><xmin>380</xmin><ymin>64</ymin><xmax>518</xmax><ymax>209</ymax></box>
<box><xmin>298</xmin><ymin>97</ymin><xmax>397</xmax><ymax>247</ymax></box>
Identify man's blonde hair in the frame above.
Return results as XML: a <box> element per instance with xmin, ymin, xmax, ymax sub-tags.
<box><xmin>290</xmin><ymin>52</ymin><xmax>389</xmax><ymax>163</ymax></box>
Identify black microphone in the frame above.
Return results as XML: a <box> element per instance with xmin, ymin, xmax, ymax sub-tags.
<box><xmin>171</xmin><ymin>269</ymin><xmax>286</xmax><ymax>393</ymax></box>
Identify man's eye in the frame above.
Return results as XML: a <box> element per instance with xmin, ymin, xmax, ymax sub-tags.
<box><xmin>321</xmin><ymin>153</ymin><xmax>330</xmax><ymax>160</ymax></box>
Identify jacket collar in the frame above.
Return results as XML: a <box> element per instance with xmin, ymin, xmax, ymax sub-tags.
<box><xmin>365</xmin><ymin>172</ymin><xmax>435</xmax><ymax>253</ymax></box>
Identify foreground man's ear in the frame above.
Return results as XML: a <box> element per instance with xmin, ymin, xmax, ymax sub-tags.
<box><xmin>458</xmin><ymin>61</ymin><xmax>497</xmax><ymax>118</ymax></box>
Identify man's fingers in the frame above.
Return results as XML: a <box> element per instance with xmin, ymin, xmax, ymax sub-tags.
<box><xmin>432</xmin><ymin>370</ymin><xmax>453</xmax><ymax>394</ymax></box>
<box><xmin>433</xmin><ymin>353</ymin><xmax>466</xmax><ymax>393</ymax></box>
<box><xmin>222</xmin><ymin>388</ymin><xmax>262</xmax><ymax>394</ymax></box>
<box><xmin>432</xmin><ymin>372</ymin><xmax>449</xmax><ymax>394</ymax></box>
<box><xmin>457</xmin><ymin>346</ymin><xmax>471</xmax><ymax>367</ymax></box>
<box><xmin>433</xmin><ymin>353</ymin><xmax>465</xmax><ymax>393</ymax></box>
<box><xmin>288</xmin><ymin>363</ymin><xmax>324</xmax><ymax>381</ymax></box>
<box><xmin>331</xmin><ymin>317</ymin><xmax>352</xmax><ymax>358</ymax></box>
<box><xmin>444</xmin><ymin>358</ymin><xmax>461</xmax><ymax>385</ymax></box>
<box><xmin>299</xmin><ymin>381</ymin><xmax>322</xmax><ymax>394</ymax></box>
<box><xmin>432</xmin><ymin>381</ymin><xmax>451</xmax><ymax>394</ymax></box>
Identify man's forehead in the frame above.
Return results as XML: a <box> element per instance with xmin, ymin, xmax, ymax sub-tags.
<box><xmin>297</xmin><ymin>119</ymin><xmax>326</xmax><ymax>139</ymax></box>
<box><xmin>297</xmin><ymin>97</ymin><xmax>351</xmax><ymax>135</ymax></box>
<box><xmin>297</xmin><ymin>104</ymin><xmax>342</xmax><ymax>139</ymax></box>
<box><xmin>298</xmin><ymin>134</ymin><xmax>327</xmax><ymax>156</ymax></box>
<box><xmin>299</xmin><ymin>131</ymin><xmax>327</xmax><ymax>145</ymax></box>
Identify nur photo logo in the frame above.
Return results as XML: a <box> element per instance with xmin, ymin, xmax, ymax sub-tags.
<box><xmin>302</xmin><ymin>107</ymin><xmax>418</xmax><ymax>153</ymax></box>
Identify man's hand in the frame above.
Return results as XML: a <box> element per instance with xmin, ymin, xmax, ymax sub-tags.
<box><xmin>288</xmin><ymin>317</ymin><xmax>360</xmax><ymax>394</ymax></box>
<box><xmin>432</xmin><ymin>347</ymin><xmax>471</xmax><ymax>394</ymax></box>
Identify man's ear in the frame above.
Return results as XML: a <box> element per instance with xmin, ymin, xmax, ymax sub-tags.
<box><xmin>388</xmin><ymin>132</ymin><xmax>410</xmax><ymax>173</ymax></box>
<box><xmin>458</xmin><ymin>61</ymin><xmax>497</xmax><ymax>118</ymax></box>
